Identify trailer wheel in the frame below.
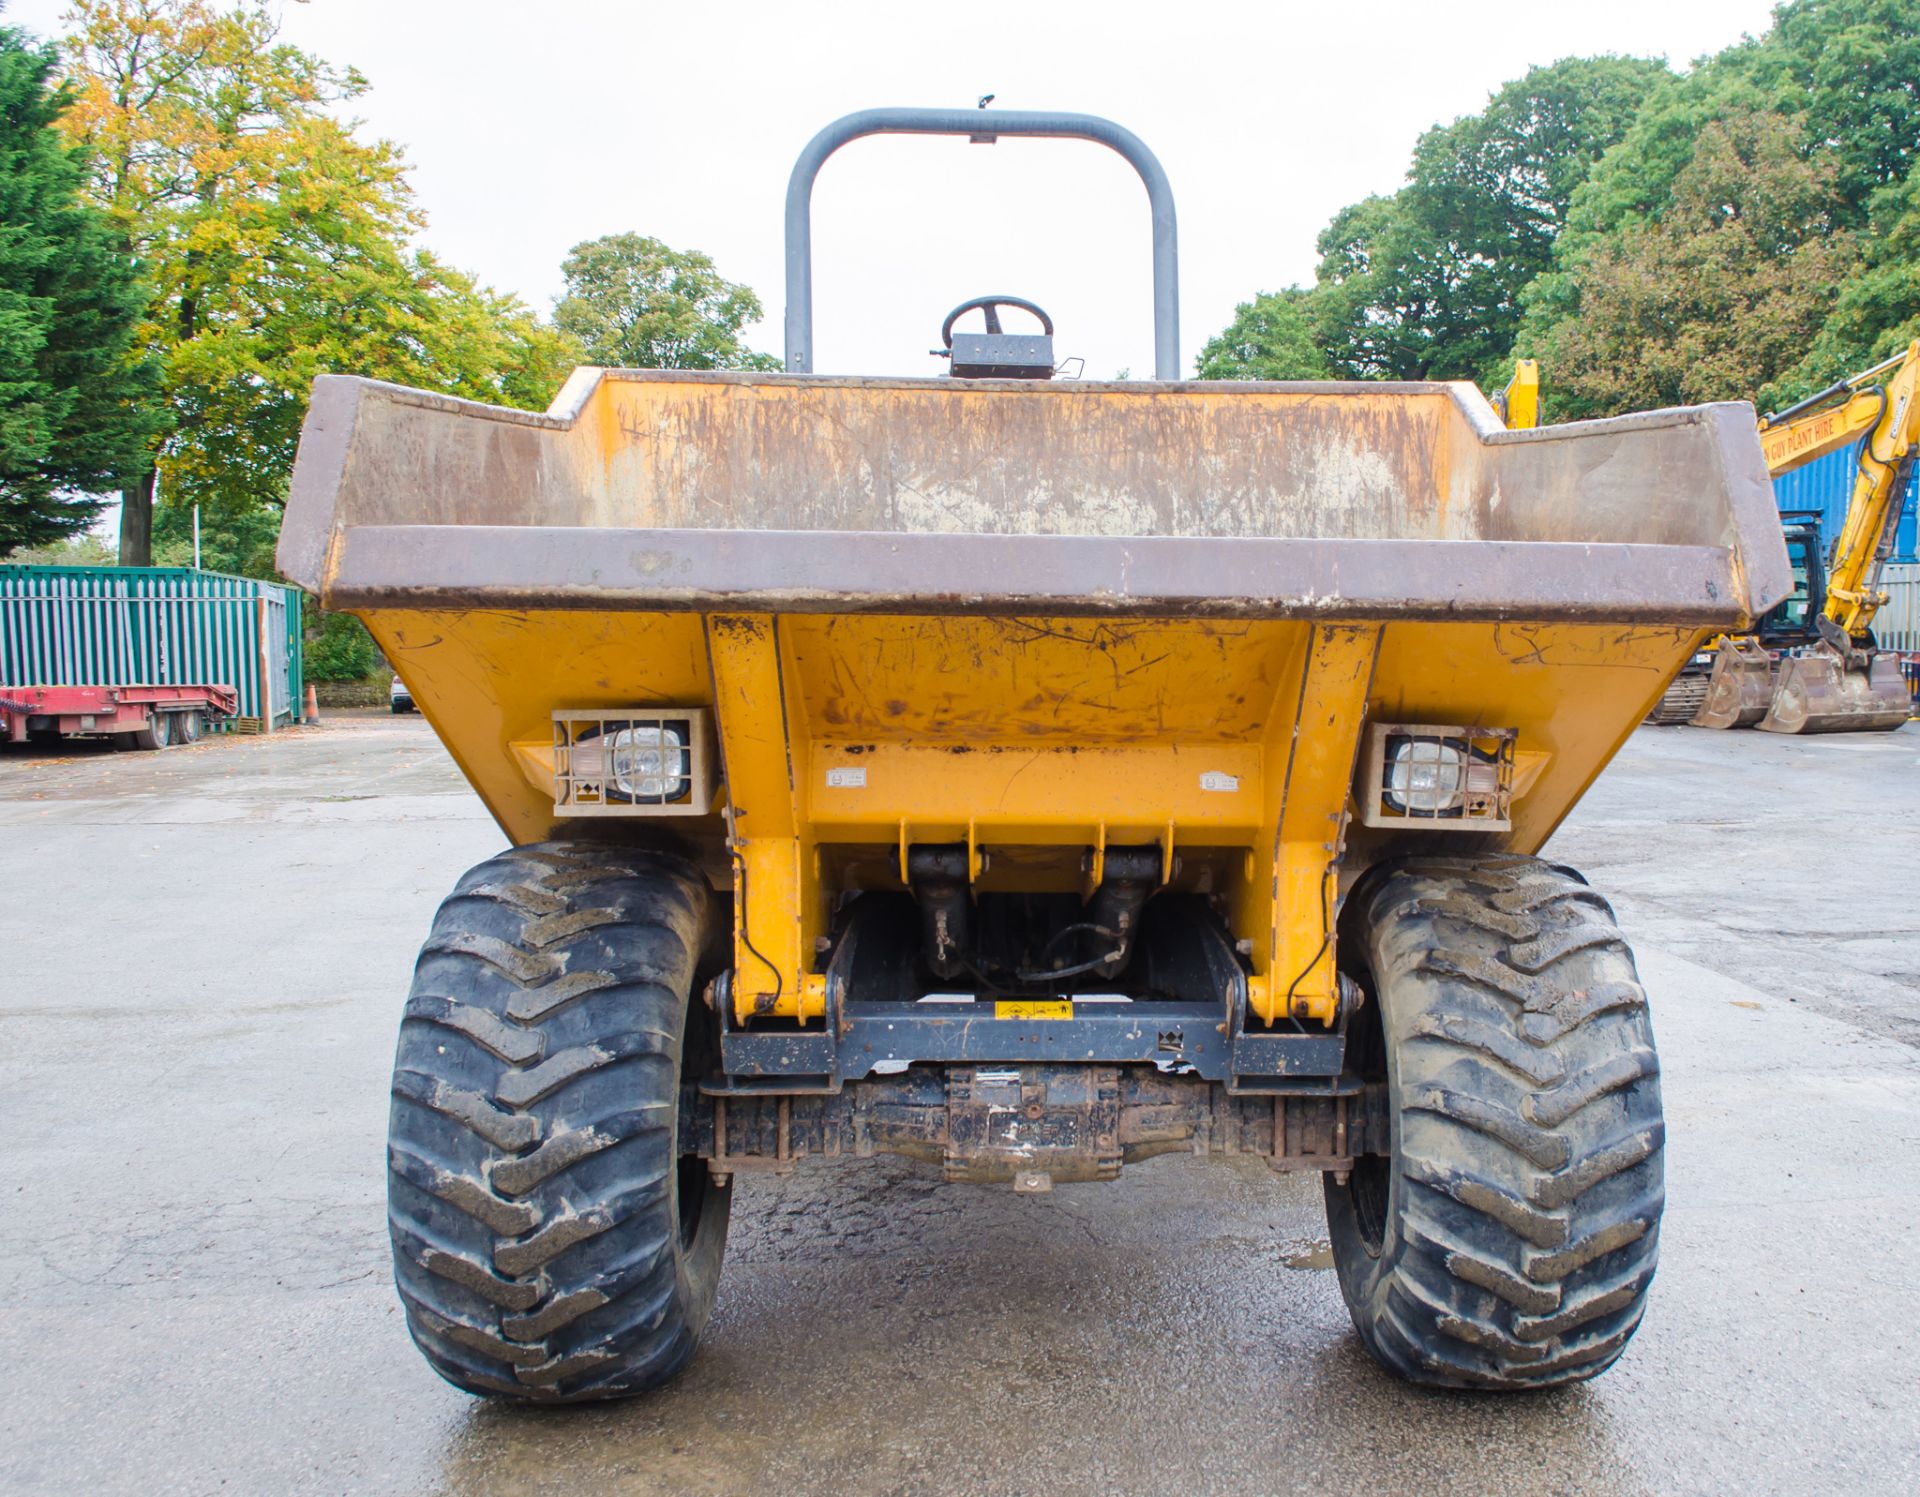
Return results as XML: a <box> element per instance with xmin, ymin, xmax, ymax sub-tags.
<box><xmin>174</xmin><ymin>710</ymin><xmax>203</xmax><ymax>744</ymax></box>
<box><xmin>1325</xmin><ymin>854</ymin><xmax>1664</xmax><ymax>1390</ymax></box>
<box><xmin>387</xmin><ymin>841</ymin><xmax>730</xmax><ymax>1401</ymax></box>
<box><xmin>128</xmin><ymin>711</ymin><xmax>168</xmax><ymax>751</ymax></box>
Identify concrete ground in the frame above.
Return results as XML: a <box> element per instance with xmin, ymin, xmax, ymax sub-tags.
<box><xmin>2</xmin><ymin>712</ymin><xmax>1916</xmax><ymax>1496</ymax></box>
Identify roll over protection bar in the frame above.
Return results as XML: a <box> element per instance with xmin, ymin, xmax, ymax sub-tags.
<box><xmin>783</xmin><ymin>106</ymin><xmax>1181</xmax><ymax>380</ymax></box>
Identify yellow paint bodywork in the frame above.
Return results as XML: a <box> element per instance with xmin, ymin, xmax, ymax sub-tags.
<box><xmin>365</xmin><ymin>606</ymin><xmax>1698</xmax><ymax>1028</ymax></box>
<box><xmin>1493</xmin><ymin>359</ymin><xmax>1541</xmax><ymax>430</ymax></box>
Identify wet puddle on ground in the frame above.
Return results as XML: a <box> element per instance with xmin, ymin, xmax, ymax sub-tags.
<box><xmin>1282</xmin><ymin>1239</ymin><xmax>1334</xmax><ymax>1270</ymax></box>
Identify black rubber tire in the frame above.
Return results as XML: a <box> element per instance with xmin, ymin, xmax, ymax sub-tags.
<box><xmin>1325</xmin><ymin>853</ymin><xmax>1664</xmax><ymax>1389</ymax></box>
<box><xmin>174</xmin><ymin>710</ymin><xmax>203</xmax><ymax>744</ymax></box>
<box><xmin>129</xmin><ymin>712</ymin><xmax>167</xmax><ymax>750</ymax></box>
<box><xmin>387</xmin><ymin>840</ymin><xmax>731</xmax><ymax>1401</ymax></box>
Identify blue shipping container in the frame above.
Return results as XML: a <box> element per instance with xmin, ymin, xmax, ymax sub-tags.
<box><xmin>1771</xmin><ymin>444</ymin><xmax>1919</xmax><ymax>562</ymax></box>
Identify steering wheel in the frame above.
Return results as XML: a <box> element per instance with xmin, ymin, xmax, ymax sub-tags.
<box><xmin>940</xmin><ymin>295</ymin><xmax>1055</xmax><ymax>348</ymax></box>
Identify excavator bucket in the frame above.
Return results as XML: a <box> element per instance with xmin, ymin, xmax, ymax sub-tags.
<box><xmin>1691</xmin><ymin>637</ymin><xmax>1776</xmax><ymax>728</ymax></box>
<box><xmin>1755</xmin><ymin>642</ymin><xmax>1912</xmax><ymax>733</ymax></box>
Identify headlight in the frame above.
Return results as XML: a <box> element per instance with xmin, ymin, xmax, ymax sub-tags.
<box><xmin>606</xmin><ymin>723</ymin><xmax>689</xmax><ymax>803</ymax></box>
<box><xmin>591</xmin><ymin>717</ymin><xmax>691</xmax><ymax>802</ymax></box>
<box><xmin>1359</xmin><ymin>723</ymin><xmax>1517</xmax><ymax>830</ymax></box>
<box><xmin>1384</xmin><ymin>737</ymin><xmax>1468</xmax><ymax>815</ymax></box>
<box><xmin>563</xmin><ymin>719</ymin><xmax>692</xmax><ymax>805</ymax></box>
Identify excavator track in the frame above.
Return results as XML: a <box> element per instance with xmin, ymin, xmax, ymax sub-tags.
<box><xmin>1645</xmin><ymin>674</ymin><xmax>1709</xmax><ymax>726</ymax></box>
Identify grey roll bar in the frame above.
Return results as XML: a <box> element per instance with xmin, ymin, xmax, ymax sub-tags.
<box><xmin>783</xmin><ymin>107</ymin><xmax>1181</xmax><ymax>380</ymax></box>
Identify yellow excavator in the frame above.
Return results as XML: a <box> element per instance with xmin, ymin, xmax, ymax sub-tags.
<box><xmin>1681</xmin><ymin>341</ymin><xmax>1917</xmax><ymax>732</ymax></box>
<box><xmin>1517</xmin><ymin>344</ymin><xmax>1920</xmax><ymax>732</ymax></box>
<box><xmin>1489</xmin><ymin>357</ymin><xmax>1540</xmax><ymax>429</ymax></box>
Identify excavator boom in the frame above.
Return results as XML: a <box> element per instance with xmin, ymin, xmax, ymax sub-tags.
<box><xmin>1697</xmin><ymin>340</ymin><xmax>1918</xmax><ymax>732</ymax></box>
<box><xmin>1757</xmin><ymin>341</ymin><xmax>1919</xmax><ymax>639</ymax></box>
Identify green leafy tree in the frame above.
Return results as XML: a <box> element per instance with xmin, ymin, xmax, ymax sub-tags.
<box><xmin>1527</xmin><ymin>111</ymin><xmax>1856</xmax><ymax>417</ymax></box>
<box><xmin>1550</xmin><ymin>1</ymin><xmax>1920</xmax><ymax>263</ymax></box>
<box><xmin>1308</xmin><ymin>56</ymin><xmax>1670</xmax><ymax>383</ymax></box>
<box><xmin>56</xmin><ymin>0</ymin><xmax>575</xmax><ymax>563</ymax></box>
<box><xmin>1196</xmin><ymin>289</ymin><xmax>1331</xmax><ymax>379</ymax></box>
<box><xmin>149</xmin><ymin>491</ymin><xmax>279</xmax><ymax>575</ymax></box>
<box><xmin>304</xmin><ymin>608</ymin><xmax>378</xmax><ymax>682</ymax></box>
<box><xmin>0</xmin><ymin>25</ymin><xmax>159</xmax><ymax>555</ymax></box>
<box><xmin>554</xmin><ymin>233</ymin><xmax>778</xmax><ymax>370</ymax></box>
<box><xmin>1769</xmin><ymin>0</ymin><xmax>1920</xmax><ymax>222</ymax></box>
<box><xmin>160</xmin><ymin>189</ymin><xmax>576</xmax><ymax>519</ymax></box>
<box><xmin>1525</xmin><ymin>1</ymin><xmax>1920</xmax><ymax>412</ymax></box>
<box><xmin>4</xmin><ymin>529</ymin><xmax>116</xmax><ymax>565</ymax></box>
<box><xmin>1783</xmin><ymin>159</ymin><xmax>1920</xmax><ymax>390</ymax></box>
<box><xmin>1308</xmin><ymin>194</ymin><xmax>1445</xmax><ymax>380</ymax></box>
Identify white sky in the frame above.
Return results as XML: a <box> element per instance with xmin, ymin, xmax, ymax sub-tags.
<box><xmin>11</xmin><ymin>0</ymin><xmax>1780</xmax><ymax>384</ymax></box>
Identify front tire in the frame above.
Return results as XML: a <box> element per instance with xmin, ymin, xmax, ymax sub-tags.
<box><xmin>387</xmin><ymin>841</ymin><xmax>730</xmax><ymax>1401</ymax></box>
<box><xmin>1325</xmin><ymin>853</ymin><xmax>1664</xmax><ymax>1389</ymax></box>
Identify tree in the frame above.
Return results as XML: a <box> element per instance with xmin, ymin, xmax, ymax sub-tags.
<box><xmin>1781</xmin><ymin>158</ymin><xmax>1920</xmax><ymax>392</ymax></box>
<box><xmin>1308</xmin><ymin>56</ymin><xmax>1670</xmax><ymax>383</ymax></box>
<box><xmin>1555</xmin><ymin>2</ymin><xmax>1920</xmax><ymax>266</ymax></box>
<box><xmin>1769</xmin><ymin>0</ymin><xmax>1920</xmax><ymax>222</ymax></box>
<box><xmin>1308</xmin><ymin>193</ymin><xmax>1456</xmax><ymax>380</ymax></box>
<box><xmin>55</xmin><ymin>0</ymin><xmax>574</xmax><ymax>563</ymax></box>
<box><xmin>0</xmin><ymin>26</ymin><xmax>158</xmax><ymax>556</ymax></box>
<box><xmin>1524</xmin><ymin>1</ymin><xmax>1920</xmax><ymax>413</ymax></box>
<box><xmin>1526</xmin><ymin>111</ymin><xmax>1856</xmax><ymax>417</ymax></box>
<box><xmin>158</xmin><ymin>154</ymin><xmax>575</xmax><ymax>516</ymax></box>
<box><xmin>1195</xmin><ymin>289</ymin><xmax>1331</xmax><ymax>379</ymax></box>
<box><xmin>554</xmin><ymin>233</ymin><xmax>778</xmax><ymax>370</ymax></box>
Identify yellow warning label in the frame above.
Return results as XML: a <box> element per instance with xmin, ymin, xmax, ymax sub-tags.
<box><xmin>995</xmin><ymin>1000</ymin><xmax>1073</xmax><ymax>1020</ymax></box>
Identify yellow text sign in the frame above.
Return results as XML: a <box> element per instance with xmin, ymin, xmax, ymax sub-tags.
<box><xmin>994</xmin><ymin>1000</ymin><xmax>1072</xmax><ymax>1020</ymax></box>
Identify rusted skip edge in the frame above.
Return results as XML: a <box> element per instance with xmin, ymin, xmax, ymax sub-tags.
<box><xmin>1707</xmin><ymin>402</ymin><xmax>1796</xmax><ymax>625</ymax></box>
<box><xmin>279</xmin><ymin>376</ymin><xmax>365</xmax><ymax>590</ymax></box>
<box><xmin>325</xmin><ymin>525</ymin><xmax>1750</xmax><ymax>623</ymax></box>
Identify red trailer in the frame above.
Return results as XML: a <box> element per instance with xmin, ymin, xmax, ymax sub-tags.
<box><xmin>0</xmin><ymin>683</ymin><xmax>238</xmax><ymax>750</ymax></box>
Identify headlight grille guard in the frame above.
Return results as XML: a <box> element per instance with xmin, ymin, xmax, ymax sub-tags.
<box><xmin>551</xmin><ymin>707</ymin><xmax>716</xmax><ymax>817</ymax></box>
<box><xmin>1356</xmin><ymin>722</ymin><xmax>1516</xmax><ymax>830</ymax></box>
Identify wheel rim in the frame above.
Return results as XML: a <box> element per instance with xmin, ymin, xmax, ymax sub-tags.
<box><xmin>1338</xmin><ymin>942</ymin><xmax>1393</xmax><ymax>1258</ymax></box>
<box><xmin>1348</xmin><ymin>1154</ymin><xmax>1391</xmax><ymax>1256</ymax></box>
<box><xmin>675</xmin><ymin>1155</ymin><xmax>711</xmax><ymax>1250</ymax></box>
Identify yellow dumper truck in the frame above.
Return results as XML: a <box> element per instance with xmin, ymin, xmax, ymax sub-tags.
<box><xmin>282</xmin><ymin>108</ymin><xmax>1790</xmax><ymax>1400</ymax></box>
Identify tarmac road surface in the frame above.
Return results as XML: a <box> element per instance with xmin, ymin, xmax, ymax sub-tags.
<box><xmin>2</xmin><ymin>713</ymin><xmax>1916</xmax><ymax>1496</ymax></box>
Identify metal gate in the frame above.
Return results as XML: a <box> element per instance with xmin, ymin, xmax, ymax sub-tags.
<box><xmin>261</xmin><ymin>587</ymin><xmax>292</xmax><ymax>723</ymax></box>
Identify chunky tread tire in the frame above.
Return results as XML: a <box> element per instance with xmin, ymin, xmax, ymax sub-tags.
<box><xmin>1325</xmin><ymin>853</ymin><xmax>1663</xmax><ymax>1390</ymax></box>
<box><xmin>387</xmin><ymin>841</ymin><xmax>729</xmax><ymax>1401</ymax></box>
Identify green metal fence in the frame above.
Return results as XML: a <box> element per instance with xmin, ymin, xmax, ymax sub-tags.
<box><xmin>0</xmin><ymin>565</ymin><xmax>304</xmax><ymax>726</ymax></box>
